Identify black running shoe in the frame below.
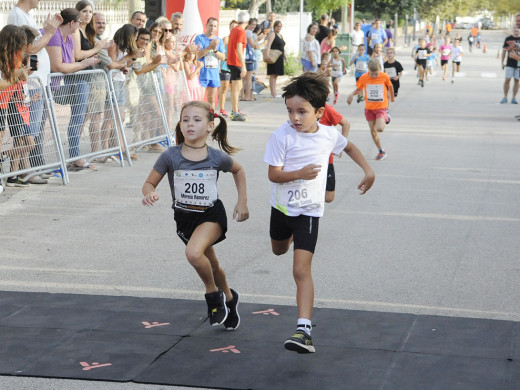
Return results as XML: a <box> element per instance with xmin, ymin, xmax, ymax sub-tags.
<box><xmin>223</xmin><ymin>289</ymin><xmax>240</xmax><ymax>331</ymax></box>
<box><xmin>284</xmin><ymin>330</ymin><xmax>315</xmax><ymax>353</ymax></box>
<box><xmin>205</xmin><ymin>290</ymin><xmax>228</xmax><ymax>326</ymax></box>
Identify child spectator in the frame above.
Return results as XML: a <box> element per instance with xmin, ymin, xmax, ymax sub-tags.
<box><xmin>142</xmin><ymin>100</ymin><xmax>249</xmax><ymax>330</ymax></box>
<box><xmin>329</xmin><ymin>46</ymin><xmax>346</xmax><ymax>104</ymax></box>
<box><xmin>384</xmin><ymin>47</ymin><xmax>403</xmax><ymax>97</ymax></box>
<box><xmin>0</xmin><ymin>25</ymin><xmax>37</xmax><ymax>187</ymax></box>
<box><xmin>264</xmin><ymin>72</ymin><xmax>374</xmax><ymax>353</ymax></box>
<box><xmin>347</xmin><ymin>59</ymin><xmax>394</xmax><ymax>160</ymax></box>
<box><xmin>350</xmin><ymin>44</ymin><xmax>370</xmax><ymax>103</ymax></box>
<box><xmin>184</xmin><ymin>51</ymin><xmax>204</xmax><ymax>101</ymax></box>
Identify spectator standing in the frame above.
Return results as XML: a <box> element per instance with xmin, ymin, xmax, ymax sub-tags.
<box><xmin>301</xmin><ymin>23</ymin><xmax>320</xmax><ymax>72</ymax></box>
<box><xmin>7</xmin><ymin>0</ymin><xmax>62</xmax><ymax>183</ymax></box>
<box><xmin>218</xmin><ymin>20</ymin><xmax>238</xmax><ymax>118</ymax></box>
<box><xmin>73</xmin><ymin>1</ymin><xmax>111</xmax><ymax>62</ymax></box>
<box><xmin>184</xmin><ymin>51</ymin><xmax>204</xmax><ymax>101</ymax></box>
<box><xmin>0</xmin><ymin>26</ymin><xmax>36</xmax><ymax>187</ymax></box>
<box><xmin>351</xmin><ymin>22</ymin><xmax>365</xmax><ymax>55</ymax></box>
<box><xmin>266</xmin><ymin>21</ymin><xmax>286</xmax><ymax>98</ymax></box>
<box><xmin>259</xmin><ymin>12</ymin><xmax>276</xmax><ymax>34</ymax></box>
<box><xmin>501</xmin><ymin>27</ymin><xmax>520</xmax><ymax>104</ymax></box>
<box><xmin>46</xmin><ymin>8</ymin><xmax>100</xmax><ymax>169</ymax></box>
<box><xmin>133</xmin><ymin>28</ymin><xmax>165</xmax><ymax>150</ymax></box>
<box><xmin>315</xmin><ymin>14</ymin><xmax>330</xmax><ymax>43</ymax></box>
<box><xmin>130</xmin><ymin>11</ymin><xmax>147</xmax><ymax>29</ymax></box>
<box><xmin>227</xmin><ymin>11</ymin><xmax>249</xmax><ymax>122</ymax></box>
<box><xmin>242</xmin><ymin>18</ymin><xmax>259</xmax><ymax>101</ymax></box>
<box><xmin>384</xmin><ymin>20</ymin><xmax>394</xmax><ymax>48</ymax></box>
<box><xmin>195</xmin><ymin>17</ymin><xmax>225</xmax><ymax>108</ymax></box>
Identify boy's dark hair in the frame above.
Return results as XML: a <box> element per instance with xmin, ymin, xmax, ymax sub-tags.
<box><xmin>282</xmin><ymin>72</ymin><xmax>329</xmax><ymax>110</ymax></box>
<box><xmin>137</xmin><ymin>27</ymin><xmax>151</xmax><ymax>38</ymax></box>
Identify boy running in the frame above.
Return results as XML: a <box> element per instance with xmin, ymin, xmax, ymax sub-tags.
<box><xmin>264</xmin><ymin>72</ymin><xmax>375</xmax><ymax>353</ymax></box>
<box><xmin>384</xmin><ymin>47</ymin><xmax>403</xmax><ymax>97</ymax></box>
<box><xmin>347</xmin><ymin>59</ymin><xmax>394</xmax><ymax>160</ymax></box>
<box><xmin>415</xmin><ymin>38</ymin><xmax>432</xmax><ymax>87</ymax></box>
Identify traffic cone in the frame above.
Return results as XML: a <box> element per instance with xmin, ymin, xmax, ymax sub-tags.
<box><xmin>483</xmin><ymin>43</ymin><xmax>487</xmax><ymax>53</ymax></box>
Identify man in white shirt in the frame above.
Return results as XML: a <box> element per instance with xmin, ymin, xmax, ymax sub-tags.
<box><xmin>8</xmin><ymin>1</ymin><xmax>62</xmax><ymax>183</ymax></box>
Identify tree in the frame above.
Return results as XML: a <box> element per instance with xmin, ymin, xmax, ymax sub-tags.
<box><xmin>306</xmin><ymin>0</ymin><xmax>351</xmax><ymax>18</ymax></box>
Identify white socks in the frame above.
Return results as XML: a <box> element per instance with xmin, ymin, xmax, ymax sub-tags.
<box><xmin>297</xmin><ymin>318</ymin><xmax>312</xmax><ymax>335</ymax></box>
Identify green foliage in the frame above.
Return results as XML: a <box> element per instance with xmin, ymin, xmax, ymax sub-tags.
<box><xmin>306</xmin><ymin>0</ymin><xmax>350</xmax><ymax>18</ymax></box>
<box><xmin>284</xmin><ymin>53</ymin><xmax>301</xmax><ymax>76</ymax></box>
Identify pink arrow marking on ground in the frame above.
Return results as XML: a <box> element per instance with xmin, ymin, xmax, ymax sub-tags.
<box><xmin>141</xmin><ymin>321</ymin><xmax>171</xmax><ymax>329</ymax></box>
<box><xmin>252</xmin><ymin>308</ymin><xmax>280</xmax><ymax>316</ymax></box>
<box><xmin>209</xmin><ymin>345</ymin><xmax>241</xmax><ymax>354</ymax></box>
<box><xmin>79</xmin><ymin>361</ymin><xmax>113</xmax><ymax>371</ymax></box>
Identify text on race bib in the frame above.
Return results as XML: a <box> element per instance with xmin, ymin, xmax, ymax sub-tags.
<box><xmin>356</xmin><ymin>61</ymin><xmax>367</xmax><ymax>71</ymax></box>
<box><xmin>275</xmin><ymin>179</ymin><xmax>323</xmax><ymax>215</ymax></box>
<box><xmin>174</xmin><ymin>169</ymin><xmax>218</xmax><ymax>210</ymax></box>
<box><xmin>366</xmin><ymin>84</ymin><xmax>384</xmax><ymax>102</ymax></box>
<box><xmin>384</xmin><ymin>67</ymin><xmax>397</xmax><ymax>78</ymax></box>
<box><xmin>205</xmin><ymin>52</ymin><xmax>218</xmax><ymax>68</ymax></box>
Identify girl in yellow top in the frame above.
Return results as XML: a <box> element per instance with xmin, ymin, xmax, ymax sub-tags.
<box><xmin>347</xmin><ymin>58</ymin><xmax>394</xmax><ymax>160</ymax></box>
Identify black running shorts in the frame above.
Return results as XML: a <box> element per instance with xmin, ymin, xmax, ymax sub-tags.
<box><xmin>269</xmin><ymin>207</ymin><xmax>320</xmax><ymax>253</ymax></box>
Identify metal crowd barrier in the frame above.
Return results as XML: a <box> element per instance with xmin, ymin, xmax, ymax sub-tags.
<box><xmin>47</xmin><ymin>69</ymin><xmax>124</xmax><ymax>170</ymax></box>
<box><xmin>0</xmin><ymin>75</ymin><xmax>68</xmax><ymax>185</ymax></box>
<box><xmin>111</xmin><ymin>68</ymin><xmax>170</xmax><ymax>165</ymax></box>
<box><xmin>158</xmin><ymin>66</ymin><xmax>192</xmax><ymax>144</ymax></box>
<box><xmin>1</xmin><ymin>65</ymin><xmax>196</xmax><ymax>186</ymax></box>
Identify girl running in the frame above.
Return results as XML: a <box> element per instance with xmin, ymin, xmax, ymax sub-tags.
<box><xmin>142</xmin><ymin>100</ymin><xmax>249</xmax><ymax>330</ymax></box>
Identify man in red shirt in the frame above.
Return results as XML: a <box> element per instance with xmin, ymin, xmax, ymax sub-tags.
<box><xmin>226</xmin><ymin>11</ymin><xmax>249</xmax><ymax>121</ymax></box>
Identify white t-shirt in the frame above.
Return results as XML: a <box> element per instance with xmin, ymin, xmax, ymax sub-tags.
<box><xmin>351</xmin><ymin>29</ymin><xmax>365</xmax><ymax>46</ymax></box>
<box><xmin>451</xmin><ymin>46</ymin><xmax>464</xmax><ymax>62</ymax></box>
<box><xmin>8</xmin><ymin>6</ymin><xmax>51</xmax><ymax>85</ymax></box>
<box><xmin>264</xmin><ymin>121</ymin><xmax>348</xmax><ymax>217</ymax></box>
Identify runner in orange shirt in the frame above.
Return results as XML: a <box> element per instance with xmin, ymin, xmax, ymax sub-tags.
<box><xmin>347</xmin><ymin>58</ymin><xmax>394</xmax><ymax>160</ymax></box>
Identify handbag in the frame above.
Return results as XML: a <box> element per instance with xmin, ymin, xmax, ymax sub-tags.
<box><xmin>262</xmin><ymin>48</ymin><xmax>282</xmax><ymax>64</ymax></box>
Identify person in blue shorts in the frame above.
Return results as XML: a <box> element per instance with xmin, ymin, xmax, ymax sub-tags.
<box><xmin>195</xmin><ymin>17</ymin><xmax>225</xmax><ymax>109</ymax></box>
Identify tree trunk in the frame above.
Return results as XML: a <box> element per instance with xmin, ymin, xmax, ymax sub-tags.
<box><xmin>266</xmin><ymin>0</ymin><xmax>272</xmax><ymax>14</ymax></box>
<box><xmin>249</xmin><ymin>0</ymin><xmax>267</xmax><ymax>18</ymax></box>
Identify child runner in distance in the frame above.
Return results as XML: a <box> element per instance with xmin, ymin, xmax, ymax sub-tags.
<box><xmin>319</xmin><ymin>103</ymin><xmax>351</xmax><ymax>203</ymax></box>
<box><xmin>347</xmin><ymin>59</ymin><xmax>394</xmax><ymax>161</ymax></box>
<box><xmin>370</xmin><ymin>43</ymin><xmax>385</xmax><ymax>70</ymax></box>
<box><xmin>350</xmin><ymin>44</ymin><xmax>370</xmax><ymax>103</ymax></box>
<box><xmin>317</xmin><ymin>52</ymin><xmax>331</xmax><ymax>78</ymax></box>
<box><xmin>415</xmin><ymin>38</ymin><xmax>431</xmax><ymax>87</ymax></box>
<box><xmin>439</xmin><ymin>37</ymin><xmax>452</xmax><ymax>81</ymax></box>
<box><xmin>383</xmin><ymin>47</ymin><xmax>403</xmax><ymax>97</ymax></box>
<box><xmin>451</xmin><ymin>38</ymin><xmax>464</xmax><ymax>84</ymax></box>
<box><xmin>264</xmin><ymin>72</ymin><xmax>375</xmax><ymax>353</ymax></box>
<box><xmin>142</xmin><ymin>101</ymin><xmax>249</xmax><ymax>330</ymax></box>
<box><xmin>329</xmin><ymin>47</ymin><xmax>347</xmax><ymax>104</ymax></box>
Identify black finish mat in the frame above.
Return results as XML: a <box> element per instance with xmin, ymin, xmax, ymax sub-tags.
<box><xmin>0</xmin><ymin>291</ymin><xmax>518</xmax><ymax>389</ymax></box>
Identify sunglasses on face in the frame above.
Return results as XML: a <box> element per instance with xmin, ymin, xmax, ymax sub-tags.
<box><xmin>163</xmin><ymin>29</ymin><xmax>173</xmax><ymax>33</ymax></box>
